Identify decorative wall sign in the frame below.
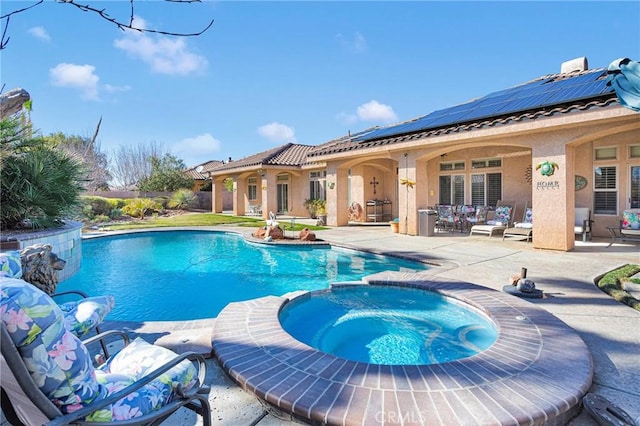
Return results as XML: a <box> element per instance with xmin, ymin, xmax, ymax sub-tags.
<box><xmin>536</xmin><ymin>161</ymin><xmax>559</xmax><ymax>177</ymax></box>
<box><xmin>575</xmin><ymin>175</ymin><xmax>587</xmax><ymax>191</ymax></box>
<box><xmin>525</xmin><ymin>165</ymin><xmax>532</xmax><ymax>184</ymax></box>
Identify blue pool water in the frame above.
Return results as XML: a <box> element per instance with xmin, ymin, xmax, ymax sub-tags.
<box><xmin>58</xmin><ymin>231</ymin><xmax>429</xmax><ymax>321</ymax></box>
<box><xmin>279</xmin><ymin>285</ymin><xmax>497</xmax><ymax>365</ymax></box>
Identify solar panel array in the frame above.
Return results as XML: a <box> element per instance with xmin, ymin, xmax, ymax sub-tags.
<box><xmin>357</xmin><ymin>69</ymin><xmax>613</xmax><ymax>142</ymax></box>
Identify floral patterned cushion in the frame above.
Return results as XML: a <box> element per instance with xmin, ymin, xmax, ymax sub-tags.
<box><xmin>487</xmin><ymin>206</ymin><xmax>512</xmax><ymax>226</ymax></box>
<box><xmin>1</xmin><ymin>278</ymin><xmax>198</xmax><ymax>422</ymax></box>
<box><xmin>58</xmin><ymin>295</ymin><xmax>115</xmax><ymax>338</ymax></box>
<box><xmin>622</xmin><ymin>210</ymin><xmax>640</xmax><ymax>230</ymax></box>
<box><xmin>0</xmin><ymin>251</ymin><xmax>22</xmax><ymax>278</ymax></box>
<box><xmin>0</xmin><ymin>277</ymin><xmax>101</xmax><ymax>414</ymax></box>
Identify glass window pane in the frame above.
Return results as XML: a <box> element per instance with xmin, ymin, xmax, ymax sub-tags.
<box><xmin>487</xmin><ymin>173</ymin><xmax>502</xmax><ymax>207</ymax></box>
<box><xmin>630</xmin><ymin>145</ymin><xmax>640</xmax><ymax>158</ymax></box>
<box><xmin>594</xmin><ymin>167</ymin><xmax>616</xmax><ymax>189</ymax></box>
<box><xmin>439</xmin><ymin>176</ymin><xmax>451</xmax><ymax>205</ymax></box>
<box><xmin>453</xmin><ymin>175</ymin><xmax>464</xmax><ymax>204</ymax></box>
<box><xmin>471</xmin><ymin>174</ymin><xmax>485</xmax><ymax>205</ymax></box>
<box><xmin>631</xmin><ymin>166</ymin><xmax>640</xmax><ymax>209</ymax></box>
<box><xmin>595</xmin><ymin>147</ymin><xmax>617</xmax><ymax>160</ymax></box>
<box><xmin>594</xmin><ymin>192</ymin><xmax>617</xmax><ymax>215</ymax></box>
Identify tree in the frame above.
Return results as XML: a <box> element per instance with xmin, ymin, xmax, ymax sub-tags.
<box><xmin>138</xmin><ymin>153</ymin><xmax>194</xmax><ymax>192</ymax></box>
<box><xmin>45</xmin><ymin>127</ymin><xmax>111</xmax><ymax>191</ymax></box>
<box><xmin>110</xmin><ymin>141</ymin><xmax>165</xmax><ymax>189</ymax></box>
<box><xmin>1</xmin><ymin>0</ymin><xmax>214</xmax><ymax>50</ymax></box>
<box><xmin>1</xmin><ymin>117</ymin><xmax>86</xmax><ymax>230</ymax></box>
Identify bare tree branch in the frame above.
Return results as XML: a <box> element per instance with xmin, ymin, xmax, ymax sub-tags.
<box><xmin>1</xmin><ymin>0</ymin><xmax>214</xmax><ymax>50</ymax></box>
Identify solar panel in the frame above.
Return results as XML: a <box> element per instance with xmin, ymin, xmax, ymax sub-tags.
<box><xmin>356</xmin><ymin>69</ymin><xmax>612</xmax><ymax>143</ymax></box>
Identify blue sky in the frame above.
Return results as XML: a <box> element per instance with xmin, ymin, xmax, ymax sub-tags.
<box><xmin>2</xmin><ymin>1</ymin><xmax>639</xmax><ymax>167</ymax></box>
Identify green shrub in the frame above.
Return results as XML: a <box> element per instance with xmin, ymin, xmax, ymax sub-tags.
<box><xmin>81</xmin><ymin>196</ymin><xmax>113</xmax><ymax>216</ymax></box>
<box><xmin>91</xmin><ymin>214</ymin><xmax>110</xmax><ymax>223</ymax></box>
<box><xmin>1</xmin><ymin>118</ymin><xmax>86</xmax><ymax>230</ymax></box>
<box><xmin>169</xmin><ymin>189</ymin><xmax>197</xmax><ymax>210</ymax></box>
<box><xmin>152</xmin><ymin>196</ymin><xmax>170</xmax><ymax>209</ymax></box>
<box><xmin>122</xmin><ymin>198</ymin><xmax>162</xmax><ymax>219</ymax></box>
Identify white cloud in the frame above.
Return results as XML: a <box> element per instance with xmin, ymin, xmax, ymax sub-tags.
<box><xmin>172</xmin><ymin>133</ymin><xmax>222</xmax><ymax>167</ymax></box>
<box><xmin>49</xmin><ymin>63</ymin><xmax>99</xmax><ymax>100</ymax></box>
<box><xmin>113</xmin><ymin>15</ymin><xmax>208</xmax><ymax>76</ymax></box>
<box><xmin>258</xmin><ymin>122</ymin><xmax>296</xmax><ymax>144</ymax></box>
<box><xmin>103</xmin><ymin>84</ymin><xmax>132</xmax><ymax>94</ymax></box>
<box><xmin>338</xmin><ymin>100</ymin><xmax>398</xmax><ymax>125</ymax></box>
<box><xmin>356</xmin><ymin>100</ymin><xmax>398</xmax><ymax>123</ymax></box>
<box><xmin>336</xmin><ymin>32</ymin><xmax>367</xmax><ymax>52</ymax></box>
<box><xmin>28</xmin><ymin>26</ymin><xmax>50</xmax><ymax>42</ymax></box>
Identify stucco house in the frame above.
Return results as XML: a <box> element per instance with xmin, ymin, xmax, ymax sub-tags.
<box><xmin>210</xmin><ymin>57</ymin><xmax>640</xmax><ymax>251</ymax></box>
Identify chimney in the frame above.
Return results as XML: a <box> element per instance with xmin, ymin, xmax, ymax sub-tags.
<box><xmin>561</xmin><ymin>57</ymin><xmax>588</xmax><ymax>73</ymax></box>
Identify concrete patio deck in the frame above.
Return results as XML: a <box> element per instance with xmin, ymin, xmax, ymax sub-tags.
<box><xmin>4</xmin><ymin>225</ymin><xmax>637</xmax><ymax>425</ymax></box>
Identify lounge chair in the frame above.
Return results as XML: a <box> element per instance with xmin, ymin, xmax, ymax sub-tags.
<box><xmin>469</xmin><ymin>201</ymin><xmax>516</xmax><ymax>237</ymax></box>
<box><xmin>0</xmin><ymin>277</ymin><xmax>211</xmax><ymax>426</ymax></box>
<box><xmin>435</xmin><ymin>205</ymin><xmax>456</xmax><ymax>232</ymax></box>
<box><xmin>503</xmin><ymin>205</ymin><xmax>533</xmax><ymax>242</ymax></box>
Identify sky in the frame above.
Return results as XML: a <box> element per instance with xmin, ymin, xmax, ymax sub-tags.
<box><xmin>2</xmin><ymin>1</ymin><xmax>639</xmax><ymax>168</ymax></box>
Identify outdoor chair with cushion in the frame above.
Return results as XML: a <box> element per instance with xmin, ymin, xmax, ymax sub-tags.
<box><xmin>464</xmin><ymin>205</ymin><xmax>489</xmax><ymax>230</ymax></box>
<box><xmin>574</xmin><ymin>207</ymin><xmax>593</xmax><ymax>242</ymax></box>
<box><xmin>607</xmin><ymin>208</ymin><xmax>640</xmax><ymax>247</ymax></box>
<box><xmin>0</xmin><ymin>277</ymin><xmax>212</xmax><ymax>426</ymax></box>
<box><xmin>503</xmin><ymin>205</ymin><xmax>533</xmax><ymax>242</ymax></box>
<box><xmin>469</xmin><ymin>201</ymin><xmax>516</xmax><ymax>237</ymax></box>
<box><xmin>435</xmin><ymin>205</ymin><xmax>456</xmax><ymax>232</ymax></box>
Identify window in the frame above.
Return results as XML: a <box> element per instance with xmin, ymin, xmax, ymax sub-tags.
<box><xmin>631</xmin><ymin>166</ymin><xmax>640</xmax><ymax>209</ymax></box>
<box><xmin>471</xmin><ymin>158</ymin><xmax>502</xmax><ymax>169</ymax></box>
<box><xmin>630</xmin><ymin>145</ymin><xmax>640</xmax><ymax>159</ymax></box>
<box><xmin>440</xmin><ymin>161</ymin><xmax>465</xmax><ymax>171</ymax></box>
<box><xmin>471</xmin><ymin>173</ymin><xmax>502</xmax><ymax>206</ymax></box>
<box><xmin>309</xmin><ymin>171</ymin><xmax>326</xmax><ymax>200</ymax></box>
<box><xmin>595</xmin><ymin>147</ymin><xmax>617</xmax><ymax>160</ymax></box>
<box><xmin>439</xmin><ymin>175</ymin><xmax>464</xmax><ymax>205</ymax></box>
<box><xmin>594</xmin><ymin>166</ymin><xmax>617</xmax><ymax>214</ymax></box>
<box><xmin>248</xmin><ymin>177</ymin><xmax>257</xmax><ymax>201</ymax></box>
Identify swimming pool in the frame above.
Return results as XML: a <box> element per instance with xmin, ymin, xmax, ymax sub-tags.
<box><xmin>58</xmin><ymin>231</ymin><xmax>429</xmax><ymax>321</ymax></box>
<box><xmin>279</xmin><ymin>285</ymin><xmax>497</xmax><ymax>365</ymax></box>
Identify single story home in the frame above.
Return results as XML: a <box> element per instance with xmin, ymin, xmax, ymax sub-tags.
<box><xmin>208</xmin><ymin>57</ymin><xmax>640</xmax><ymax>251</ymax></box>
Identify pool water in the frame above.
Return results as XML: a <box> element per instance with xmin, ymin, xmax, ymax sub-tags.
<box><xmin>279</xmin><ymin>285</ymin><xmax>497</xmax><ymax>365</ymax></box>
<box><xmin>58</xmin><ymin>231</ymin><xmax>429</xmax><ymax>321</ymax></box>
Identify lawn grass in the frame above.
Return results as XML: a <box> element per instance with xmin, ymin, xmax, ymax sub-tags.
<box><xmin>93</xmin><ymin>212</ymin><xmax>327</xmax><ymax>232</ymax></box>
<box><xmin>596</xmin><ymin>263</ymin><xmax>640</xmax><ymax>311</ymax></box>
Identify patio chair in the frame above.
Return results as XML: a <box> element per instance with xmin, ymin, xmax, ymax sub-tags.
<box><xmin>0</xmin><ymin>277</ymin><xmax>212</xmax><ymax>426</ymax></box>
<box><xmin>574</xmin><ymin>207</ymin><xmax>593</xmax><ymax>242</ymax></box>
<box><xmin>606</xmin><ymin>208</ymin><xmax>640</xmax><ymax>247</ymax></box>
<box><xmin>0</xmin><ymin>250</ymin><xmax>114</xmax><ymax>341</ymax></box>
<box><xmin>435</xmin><ymin>205</ymin><xmax>456</xmax><ymax>232</ymax></box>
<box><xmin>469</xmin><ymin>200</ymin><xmax>516</xmax><ymax>237</ymax></box>
<box><xmin>463</xmin><ymin>205</ymin><xmax>488</xmax><ymax>232</ymax></box>
<box><xmin>503</xmin><ymin>205</ymin><xmax>533</xmax><ymax>242</ymax></box>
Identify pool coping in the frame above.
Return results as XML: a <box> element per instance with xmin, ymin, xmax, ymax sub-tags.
<box><xmin>212</xmin><ymin>273</ymin><xmax>593</xmax><ymax>426</ymax></box>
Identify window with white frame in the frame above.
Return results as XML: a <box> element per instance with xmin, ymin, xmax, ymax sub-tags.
<box><xmin>595</xmin><ymin>147</ymin><xmax>617</xmax><ymax>161</ymax></box>
<box><xmin>309</xmin><ymin>171</ymin><xmax>326</xmax><ymax>200</ymax></box>
<box><xmin>470</xmin><ymin>173</ymin><xmax>502</xmax><ymax>207</ymax></box>
<box><xmin>630</xmin><ymin>145</ymin><xmax>640</xmax><ymax>159</ymax></box>
<box><xmin>439</xmin><ymin>175</ymin><xmax>464</xmax><ymax>205</ymax></box>
<box><xmin>594</xmin><ymin>166</ymin><xmax>617</xmax><ymax>215</ymax></box>
<box><xmin>439</xmin><ymin>161</ymin><xmax>465</xmax><ymax>171</ymax></box>
<box><xmin>471</xmin><ymin>158</ymin><xmax>502</xmax><ymax>169</ymax></box>
<box><xmin>247</xmin><ymin>177</ymin><xmax>257</xmax><ymax>201</ymax></box>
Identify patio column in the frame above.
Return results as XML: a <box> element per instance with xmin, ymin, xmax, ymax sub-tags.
<box><xmin>396</xmin><ymin>152</ymin><xmax>418</xmax><ymax>235</ymax></box>
<box><xmin>531</xmin><ymin>143</ymin><xmax>575</xmax><ymax>251</ymax></box>
<box><xmin>327</xmin><ymin>166</ymin><xmax>349</xmax><ymax>226</ymax></box>
<box><xmin>211</xmin><ymin>177</ymin><xmax>224</xmax><ymax>213</ymax></box>
<box><xmin>233</xmin><ymin>177</ymin><xmax>247</xmax><ymax>216</ymax></box>
<box><xmin>262</xmin><ymin>170</ymin><xmax>277</xmax><ymax>218</ymax></box>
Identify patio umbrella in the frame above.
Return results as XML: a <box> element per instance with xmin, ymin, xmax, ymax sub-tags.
<box><xmin>606</xmin><ymin>57</ymin><xmax>640</xmax><ymax>112</ymax></box>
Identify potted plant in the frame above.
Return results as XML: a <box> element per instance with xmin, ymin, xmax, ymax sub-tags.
<box><xmin>390</xmin><ymin>217</ymin><xmax>400</xmax><ymax>233</ymax></box>
<box><xmin>315</xmin><ymin>201</ymin><xmax>327</xmax><ymax>224</ymax></box>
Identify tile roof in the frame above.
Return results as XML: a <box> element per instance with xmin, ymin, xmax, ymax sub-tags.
<box><xmin>210</xmin><ymin>143</ymin><xmax>316</xmax><ymax>173</ymax></box>
<box><xmin>309</xmin><ymin>68</ymin><xmax>619</xmax><ymax>158</ymax></box>
<box><xmin>184</xmin><ymin>160</ymin><xmax>223</xmax><ymax>179</ymax></box>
